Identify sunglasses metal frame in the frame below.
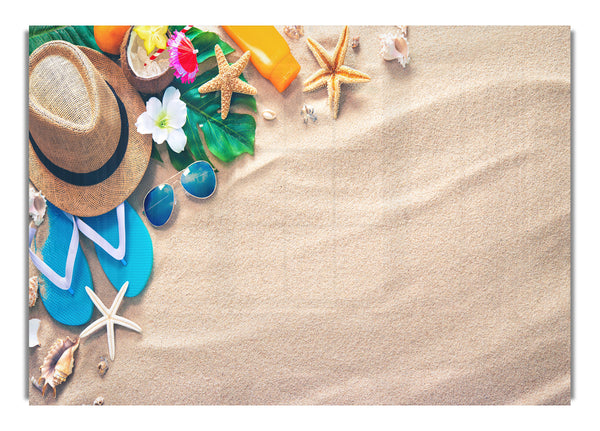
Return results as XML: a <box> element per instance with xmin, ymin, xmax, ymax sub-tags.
<box><xmin>142</xmin><ymin>160</ymin><xmax>217</xmax><ymax>227</ymax></box>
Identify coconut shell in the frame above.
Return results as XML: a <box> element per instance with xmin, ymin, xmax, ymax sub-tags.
<box><xmin>119</xmin><ymin>27</ymin><xmax>174</xmax><ymax>95</ymax></box>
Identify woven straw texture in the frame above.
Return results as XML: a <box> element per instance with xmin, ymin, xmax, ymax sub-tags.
<box><xmin>29</xmin><ymin>41</ymin><xmax>152</xmax><ymax>217</ymax></box>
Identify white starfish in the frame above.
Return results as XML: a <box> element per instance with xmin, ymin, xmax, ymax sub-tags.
<box><xmin>79</xmin><ymin>282</ymin><xmax>141</xmax><ymax>361</ymax></box>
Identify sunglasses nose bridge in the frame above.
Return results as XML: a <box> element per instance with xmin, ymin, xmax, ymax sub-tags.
<box><xmin>143</xmin><ymin>161</ymin><xmax>216</xmax><ymax>227</ymax></box>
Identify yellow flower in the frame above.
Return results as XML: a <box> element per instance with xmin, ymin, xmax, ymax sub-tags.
<box><xmin>133</xmin><ymin>25</ymin><xmax>169</xmax><ymax>55</ymax></box>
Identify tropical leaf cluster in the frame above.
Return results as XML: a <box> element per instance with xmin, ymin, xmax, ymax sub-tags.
<box><xmin>28</xmin><ymin>25</ymin><xmax>257</xmax><ymax>170</ymax></box>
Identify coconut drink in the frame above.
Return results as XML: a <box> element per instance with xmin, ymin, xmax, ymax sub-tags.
<box><xmin>120</xmin><ymin>27</ymin><xmax>174</xmax><ymax>94</ymax></box>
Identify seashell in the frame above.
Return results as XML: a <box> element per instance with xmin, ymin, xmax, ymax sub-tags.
<box><xmin>283</xmin><ymin>25</ymin><xmax>304</xmax><ymax>40</ymax></box>
<box><xmin>97</xmin><ymin>357</ymin><xmax>109</xmax><ymax>377</ymax></box>
<box><xmin>396</xmin><ymin>25</ymin><xmax>408</xmax><ymax>37</ymax></box>
<box><xmin>31</xmin><ymin>376</ymin><xmax>43</xmax><ymax>393</ymax></box>
<box><xmin>301</xmin><ymin>104</ymin><xmax>317</xmax><ymax>124</ymax></box>
<box><xmin>93</xmin><ymin>396</ymin><xmax>105</xmax><ymax>406</ymax></box>
<box><xmin>29</xmin><ymin>186</ymin><xmax>47</xmax><ymax>226</ymax></box>
<box><xmin>351</xmin><ymin>36</ymin><xmax>360</xmax><ymax>49</ymax></box>
<box><xmin>39</xmin><ymin>336</ymin><xmax>80</xmax><ymax>398</ymax></box>
<box><xmin>29</xmin><ymin>276</ymin><xmax>41</xmax><ymax>307</ymax></box>
<box><xmin>262</xmin><ymin>109</ymin><xmax>277</xmax><ymax>120</ymax></box>
<box><xmin>29</xmin><ymin>319</ymin><xmax>41</xmax><ymax>348</ymax></box>
<box><xmin>378</xmin><ymin>32</ymin><xmax>410</xmax><ymax>67</ymax></box>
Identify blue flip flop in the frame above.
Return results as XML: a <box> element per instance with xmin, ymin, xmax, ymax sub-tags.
<box><xmin>76</xmin><ymin>201</ymin><xmax>152</xmax><ymax>297</ymax></box>
<box><xmin>29</xmin><ymin>202</ymin><xmax>94</xmax><ymax>326</ymax></box>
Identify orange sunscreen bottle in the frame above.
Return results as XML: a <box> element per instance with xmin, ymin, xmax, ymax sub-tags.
<box><xmin>222</xmin><ymin>26</ymin><xmax>301</xmax><ymax>93</ymax></box>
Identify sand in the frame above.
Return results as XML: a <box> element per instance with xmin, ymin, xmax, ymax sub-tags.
<box><xmin>28</xmin><ymin>25</ymin><xmax>571</xmax><ymax>405</ymax></box>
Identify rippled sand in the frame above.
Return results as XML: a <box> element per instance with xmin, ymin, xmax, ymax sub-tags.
<box><xmin>29</xmin><ymin>26</ymin><xmax>570</xmax><ymax>405</ymax></box>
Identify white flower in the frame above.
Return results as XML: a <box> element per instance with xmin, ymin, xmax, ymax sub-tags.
<box><xmin>135</xmin><ymin>86</ymin><xmax>188</xmax><ymax>153</ymax></box>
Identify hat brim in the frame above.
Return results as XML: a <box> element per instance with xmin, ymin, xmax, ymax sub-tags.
<box><xmin>29</xmin><ymin>46</ymin><xmax>152</xmax><ymax>217</ymax></box>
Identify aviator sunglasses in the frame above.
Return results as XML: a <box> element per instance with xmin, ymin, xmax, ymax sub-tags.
<box><xmin>142</xmin><ymin>160</ymin><xmax>217</xmax><ymax>227</ymax></box>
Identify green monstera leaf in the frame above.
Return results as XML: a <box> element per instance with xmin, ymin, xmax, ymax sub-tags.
<box><xmin>164</xmin><ymin>115</ymin><xmax>210</xmax><ymax>172</ymax></box>
<box><xmin>174</xmin><ymin>68</ymin><xmax>257</xmax><ymax>164</ymax></box>
<box><xmin>166</xmin><ymin>29</ymin><xmax>257</xmax><ymax>165</ymax></box>
<box><xmin>29</xmin><ymin>26</ymin><xmax>100</xmax><ymax>54</ymax></box>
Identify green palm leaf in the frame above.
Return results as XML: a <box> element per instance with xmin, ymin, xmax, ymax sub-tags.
<box><xmin>166</xmin><ymin>142</ymin><xmax>196</xmax><ymax>172</ymax></box>
<box><xmin>29</xmin><ymin>26</ymin><xmax>100</xmax><ymax>54</ymax></box>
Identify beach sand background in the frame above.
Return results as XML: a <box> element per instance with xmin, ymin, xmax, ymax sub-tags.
<box><xmin>28</xmin><ymin>25</ymin><xmax>571</xmax><ymax>405</ymax></box>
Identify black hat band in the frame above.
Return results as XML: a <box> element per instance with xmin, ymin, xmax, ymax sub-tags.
<box><xmin>29</xmin><ymin>81</ymin><xmax>129</xmax><ymax>187</ymax></box>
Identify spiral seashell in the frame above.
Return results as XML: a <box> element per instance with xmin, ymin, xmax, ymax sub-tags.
<box><xmin>351</xmin><ymin>36</ymin><xmax>360</xmax><ymax>49</ymax></box>
<box><xmin>93</xmin><ymin>396</ymin><xmax>105</xmax><ymax>406</ymax></box>
<box><xmin>29</xmin><ymin>276</ymin><xmax>40</xmax><ymax>307</ymax></box>
<box><xmin>396</xmin><ymin>25</ymin><xmax>408</xmax><ymax>37</ymax></box>
<box><xmin>29</xmin><ymin>186</ymin><xmax>47</xmax><ymax>226</ymax></box>
<box><xmin>39</xmin><ymin>337</ymin><xmax>80</xmax><ymax>397</ymax></box>
<box><xmin>31</xmin><ymin>376</ymin><xmax>43</xmax><ymax>392</ymax></box>
<box><xmin>97</xmin><ymin>357</ymin><xmax>109</xmax><ymax>377</ymax></box>
<box><xmin>378</xmin><ymin>32</ymin><xmax>410</xmax><ymax>67</ymax></box>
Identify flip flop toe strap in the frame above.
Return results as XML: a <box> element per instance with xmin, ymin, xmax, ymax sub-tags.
<box><xmin>75</xmin><ymin>203</ymin><xmax>127</xmax><ymax>264</ymax></box>
<box><xmin>28</xmin><ymin>211</ymin><xmax>78</xmax><ymax>295</ymax></box>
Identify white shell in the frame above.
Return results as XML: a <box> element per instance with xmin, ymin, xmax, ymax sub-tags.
<box><xmin>378</xmin><ymin>32</ymin><xmax>410</xmax><ymax>67</ymax></box>
<box><xmin>262</xmin><ymin>109</ymin><xmax>277</xmax><ymax>120</ymax></box>
<box><xmin>29</xmin><ymin>186</ymin><xmax>47</xmax><ymax>226</ymax></box>
<box><xmin>29</xmin><ymin>318</ymin><xmax>41</xmax><ymax>348</ymax></box>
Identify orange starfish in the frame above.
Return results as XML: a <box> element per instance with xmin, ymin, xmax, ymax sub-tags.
<box><xmin>198</xmin><ymin>45</ymin><xmax>257</xmax><ymax>120</ymax></box>
<box><xmin>303</xmin><ymin>26</ymin><xmax>371</xmax><ymax>119</ymax></box>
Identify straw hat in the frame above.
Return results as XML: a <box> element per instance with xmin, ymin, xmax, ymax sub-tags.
<box><xmin>29</xmin><ymin>40</ymin><xmax>152</xmax><ymax>217</ymax></box>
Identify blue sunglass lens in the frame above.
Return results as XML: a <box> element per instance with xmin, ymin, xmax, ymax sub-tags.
<box><xmin>143</xmin><ymin>184</ymin><xmax>175</xmax><ymax>227</ymax></box>
<box><xmin>180</xmin><ymin>161</ymin><xmax>217</xmax><ymax>199</ymax></box>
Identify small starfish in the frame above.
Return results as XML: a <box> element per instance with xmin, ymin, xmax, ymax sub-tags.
<box><xmin>303</xmin><ymin>26</ymin><xmax>371</xmax><ymax>119</ymax></box>
<box><xmin>197</xmin><ymin>45</ymin><xmax>257</xmax><ymax>119</ymax></box>
<box><xmin>79</xmin><ymin>282</ymin><xmax>141</xmax><ymax>361</ymax></box>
